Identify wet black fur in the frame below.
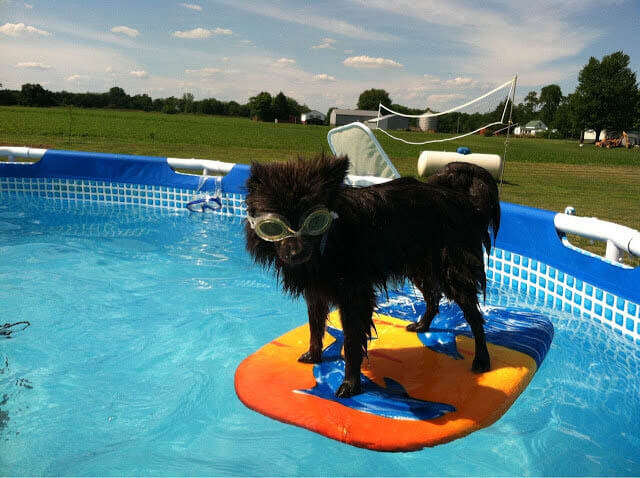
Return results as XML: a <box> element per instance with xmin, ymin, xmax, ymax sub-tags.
<box><xmin>244</xmin><ymin>154</ymin><xmax>500</xmax><ymax>398</ymax></box>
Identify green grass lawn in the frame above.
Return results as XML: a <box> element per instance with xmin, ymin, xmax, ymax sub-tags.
<box><xmin>2</xmin><ymin>105</ymin><xmax>639</xmax><ymax>263</ymax></box>
<box><xmin>2</xmin><ymin>106</ymin><xmax>640</xmax><ymax>168</ymax></box>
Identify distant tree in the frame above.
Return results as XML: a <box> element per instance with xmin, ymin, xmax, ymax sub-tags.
<box><xmin>286</xmin><ymin>96</ymin><xmax>310</xmax><ymax>117</ymax></box>
<box><xmin>226</xmin><ymin>100</ymin><xmax>249</xmax><ymax>117</ymax></box>
<box><xmin>197</xmin><ymin>97</ymin><xmax>224</xmax><ymax>115</ymax></box>
<box><xmin>224</xmin><ymin>100</ymin><xmax>238</xmax><ymax>116</ymax></box>
<box><xmin>108</xmin><ymin>86</ymin><xmax>129</xmax><ymax>109</ymax></box>
<box><xmin>272</xmin><ymin>91</ymin><xmax>289</xmax><ymax>121</ymax></box>
<box><xmin>131</xmin><ymin>93</ymin><xmax>153</xmax><ymax>112</ymax></box>
<box><xmin>0</xmin><ymin>87</ymin><xmax>19</xmax><ymax>106</ymax></box>
<box><xmin>357</xmin><ymin>88</ymin><xmax>391</xmax><ymax>111</ymax></box>
<box><xmin>552</xmin><ymin>96</ymin><xmax>578</xmax><ymax>138</ymax></box>
<box><xmin>151</xmin><ymin>98</ymin><xmax>164</xmax><ymax>112</ymax></box>
<box><xmin>161</xmin><ymin>96</ymin><xmax>179</xmax><ymax>114</ymax></box>
<box><xmin>180</xmin><ymin>92</ymin><xmax>194</xmax><ymax>113</ymax></box>
<box><xmin>571</xmin><ymin>51</ymin><xmax>639</xmax><ymax>142</ymax></box>
<box><xmin>635</xmin><ymin>89</ymin><xmax>640</xmax><ymax>130</ymax></box>
<box><xmin>249</xmin><ymin>91</ymin><xmax>274</xmax><ymax>121</ymax></box>
<box><xmin>538</xmin><ymin>84</ymin><xmax>563</xmax><ymax>127</ymax></box>
<box><xmin>521</xmin><ymin>90</ymin><xmax>539</xmax><ymax>121</ymax></box>
<box><xmin>19</xmin><ymin>83</ymin><xmax>56</xmax><ymax>107</ymax></box>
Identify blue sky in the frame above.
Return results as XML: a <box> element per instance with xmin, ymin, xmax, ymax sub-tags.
<box><xmin>2</xmin><ymin>0</ymin><xmax>639</xmax><ymax>112</ymax></box>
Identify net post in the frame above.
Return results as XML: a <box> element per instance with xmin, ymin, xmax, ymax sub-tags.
<box><xmin>499</xmin><ymin>75</ymin><xmax>517</xmax><ymax>191</ymax></box>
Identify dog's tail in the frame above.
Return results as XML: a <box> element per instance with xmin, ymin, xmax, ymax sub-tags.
<box><xmin>426</xmin><ymin>161</ymin><xmax>501</xmax><ymax>255</ymax></box>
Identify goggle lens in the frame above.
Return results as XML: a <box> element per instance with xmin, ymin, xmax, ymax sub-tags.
<box><xmin>301</xmin><ymin>210</ymin><xmax>332</xmax><ymax>235</ymax></box>
<box><xmin>256</xmin><ymin>220</ymin><xmax>288</xmax><ymax>240</ymax></box>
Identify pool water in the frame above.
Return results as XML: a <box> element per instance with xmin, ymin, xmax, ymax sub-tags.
<box><xmin>1</xmin><ymin>195</ymin><xmax>639</xmax><ymax>476</ymax></box>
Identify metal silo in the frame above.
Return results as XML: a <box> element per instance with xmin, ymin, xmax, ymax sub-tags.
<box><xmin>419</xmin><ymin>115</ymin><xmax>438</xmax><ymax>132</ymax></box>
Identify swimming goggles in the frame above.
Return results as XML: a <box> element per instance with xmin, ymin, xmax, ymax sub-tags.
<box><xmin>186</xmin><ymin>195</ymin><xmax>223</xmax><ymax>213</ymax></box>
<box><xmin>247</xmin><ymin>206</ymin><xmax>338</xmax><ymax>242</ymax></box>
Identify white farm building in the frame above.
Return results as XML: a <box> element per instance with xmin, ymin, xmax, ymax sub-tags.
<box><xmin>329</xmin><ymin>109</ymin><xmax>379</xmax><ymax>127</ymax></box>
<box><xmin>514</xmin><ymin>120</ymin><xmax>549</xmax><ymax>136</ymax></box>
<box><xmin>365</xmin><ymin>114</ymin><xmax>409</xmax><ymax>131</ymax></box>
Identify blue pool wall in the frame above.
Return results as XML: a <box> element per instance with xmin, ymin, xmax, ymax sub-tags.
<box><xmin>1</xmin><ymin>149</ymin><xmax>638</xmax><ymax>345</ymax></box>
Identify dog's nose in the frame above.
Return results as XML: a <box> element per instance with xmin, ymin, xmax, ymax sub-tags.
<box><xmin>281</xmin><ymin>238</ymin><xmax>308</xmax><ymax>264</ymax></box>
<box><xmin>286</xmin><ymin>243</ymin><xmax>303</xmax><ymax>261</ymax></box>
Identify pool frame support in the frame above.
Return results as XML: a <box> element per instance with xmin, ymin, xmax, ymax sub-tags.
<box><xmin>554</xmin><ymin>213</ymin><xmax>640</xmax><ymax>262</ymax></box>
<box><xmin>0</xmin><ymin>147</ymin><xmax>47</xmax><ymax>162</ymax></box>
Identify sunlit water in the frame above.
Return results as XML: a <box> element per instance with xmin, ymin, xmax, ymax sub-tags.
<box><xmin>1</xmin><ymin>195</ymin><xmax>639</xmax><ymax>476</ymax></box>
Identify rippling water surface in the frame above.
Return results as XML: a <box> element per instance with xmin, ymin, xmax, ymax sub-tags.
<box><xmin>1</xmin><ymin>195</ymin><xmax>639</xmax><ymax>476</ymax></box>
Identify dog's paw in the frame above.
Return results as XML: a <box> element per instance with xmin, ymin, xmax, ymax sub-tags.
<box><xmin>472</xmin><ymin>357</ymin><xmax>491</xmax><ymax>373</ymax></box>
<box><xmin>406</xmin><ymin>321</ymin><xmax>429</xmax><ymax>333</ymax></box>
<box><xmin>335</xmin><ymin>380</ymin><xmax>360</xmax><ymax>398</ymax></box>
<box><xmin>297</xmin><ymin>350</ymin><xmax>322</xmax><ymax>363</ymax></box>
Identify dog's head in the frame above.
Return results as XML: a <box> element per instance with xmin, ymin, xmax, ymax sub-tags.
<box><xmin>244</xmin><ymin>153</ymin><xmax>349</xmax><ymax>268</ymax></box>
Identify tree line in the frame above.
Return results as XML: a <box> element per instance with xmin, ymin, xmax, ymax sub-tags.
<box><xmin>0</xmin><ymin>84</ymin><xmax>311</xmax><ymax>122</ymax></box>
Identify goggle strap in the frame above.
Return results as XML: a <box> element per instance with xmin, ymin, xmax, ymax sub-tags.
<box><xmin>320</xmin><ymin>231</ymin><xmax>329</xmax><ymax>255</ymax></box>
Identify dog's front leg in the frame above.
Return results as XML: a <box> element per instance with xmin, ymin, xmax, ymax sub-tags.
<box><xmin>335</xmin><ymin>297</ymin><xmax>374</xmax><ymax>398</ymax></box>
<box><xmin>298</xmin><ymin>290</ymin><xmax>329</xmax><ymax>363</ymax></box>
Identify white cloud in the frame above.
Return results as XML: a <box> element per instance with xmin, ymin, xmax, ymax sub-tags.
<box><xmin>65</xmin><ymin>74</ymin><xmax>89</xmax><ymax>81</ymax></box>
<box><xmin>130</xmin><ymin>70</ymin><xmax>149</xmax><ymax>78</ymax></box>
<box><xmin>171</xmin><ymin>27</ymin><xmax>232</xmax><ymax>38</ymax></box>
<box><xmin>111</xmin><ymin>25</ymin><xmax>139</xmax><ymax>37</ymax></box>
<box><xmin>17</xmin><ymin>61</ymin><xmax>52</xmax><ymax>69</ymax></box>
<box><xmin>0</xmin><ymin>22</ymin><xmax>49</xmax><ymax>36</ymax></box>
<box><xmin>185</xmin><ymin>67</ymin><xmax>221</xmax><ymax>75</ymax></box>
<box><xmin>274</xmin><ymin>57</ymin><xmax>296</xmax><ymax>66</ymax></box>
<box><xmin>312</xmin><ymin>38</ymin><xmax>336</xmax><ymax>50</ymax></box>
<box><xmin>313</xmin><ymin>73</ymin><xmax>336</xmax><ymax>81</ymax></box>
<box><xmin>24</xmin><ymin>3</ymin><xmax>32</xmax><ymax>8</ymax></box>
<box><xmin>445</xmin><ymin>77</ymin><xmax>475</xmax><ymax>88</ymax></box>
<box><xmin>218</xmin><ymin>0</ymin><xmax>400</xmax><ymax>42</ymax></box>
<box><xmin>343</xmin><ymin>55</ymin><xmax>403</xmax><ymax>68</ymax></box>
<box><xmin>349</xmin><ymin>0</ymin><xmax>603</xmax><ymax>85</ymax></box>
<box><xmin>179</xmin><ymin>3</ymin><xmax>202</xmax><ymax>11</ymax></box>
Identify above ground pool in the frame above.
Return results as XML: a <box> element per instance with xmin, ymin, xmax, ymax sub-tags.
<box><xmin>1</xmin><ymin>148</ymin><xmax>639</xmax><ymax>476</ymax></box>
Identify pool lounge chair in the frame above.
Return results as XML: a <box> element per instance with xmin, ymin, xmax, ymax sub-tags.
<box><xmin>327</xmin><ymin>122</ymin><xmax>400</xmax><ymax>185</ymax></box>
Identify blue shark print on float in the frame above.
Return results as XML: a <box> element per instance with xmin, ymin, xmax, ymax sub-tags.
<box><xmin>296</xmin><ymin>327</ymin><xmax>456</xmax><ymax>421</ymax></box>
<box><xmin>376</xmin><ymin>289</ymin><xmax>554</xmax><ymax>367</ymax></box>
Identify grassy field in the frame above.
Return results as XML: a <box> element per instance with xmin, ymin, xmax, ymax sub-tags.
<box><xmin>2</xmin><ymin>106</ymin><xmax>639</xmax><ymax>263</ymax></box>
<box><xmin>2</xmin><ymin>106</ymin><xmax>639</xmax><ymax>168</ymax></box>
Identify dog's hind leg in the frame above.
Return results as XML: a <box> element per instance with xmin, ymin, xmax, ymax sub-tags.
<box><xmin>298</xmin><ymin>290</ymin><xmax>329</xmax><ymax>364</ymax></box>
<box><xmin>456</xmin><ymin>295</ymin><xmax>491</xmax><ymax>373</ymax></box>
<box><xmin>406</xmin><ymin>280</ymin><xmax>441</xmax><ymax>333</ymax></box>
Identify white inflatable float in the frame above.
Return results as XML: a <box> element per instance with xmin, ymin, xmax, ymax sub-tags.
<box><xmin>418</xmin><ymin>150</ymin><xmax>503</xmax><ymax>180</ymax></box>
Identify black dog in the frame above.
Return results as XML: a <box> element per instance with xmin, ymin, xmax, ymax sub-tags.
<box><xmin>244</xmin><ymin>154</ymin><xmax>500</xmax><ymax>398</ymax></box>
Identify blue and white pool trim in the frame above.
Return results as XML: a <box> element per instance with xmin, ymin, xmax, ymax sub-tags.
<box><xmin>2</xmin><ymin>147</ymin><xmax>639</xmax><ymax>345</ymax></box>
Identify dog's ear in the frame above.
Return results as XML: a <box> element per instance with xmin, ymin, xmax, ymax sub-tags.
<box><xmin>319</xmin><ymin>154</ymin><xmax>350</xmax><ymax>190</ymax></box>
